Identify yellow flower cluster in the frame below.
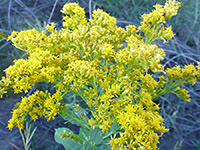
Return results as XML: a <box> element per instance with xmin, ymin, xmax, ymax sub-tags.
<box><xmin>0</xmin><ymin>1</ymin><xmax>199</xmax><ymax>149</ymax></box>
<box><xmin>61</xmin><ymin>3</ymin><xmax>87</xmax><ymax>30</ymax></box>
<box><xmin>166</xmin><ymin>63</ymin><xmax>200</xmax><ymax>85</ymax></box>
<box><xmin>139</xmin><ymin>0</ymin><xmax>181</xmax><ymax>44</ymax></box>
<box><xmin>109</xmin><ymin>104</ymin><xmax>168</xmax><ymax>150</ymax></box>
<box><xmin>7</xmin><ymin>89</ymin><xmax>67</xmax><ymax>130</ymax></box>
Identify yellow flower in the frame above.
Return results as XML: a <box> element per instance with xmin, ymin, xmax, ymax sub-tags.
<box><xmin>89</xmin><ymin>118</ymin><xmax>96</xmax><ymax>129</ymax></box>
<box><xmin>60</xmin><ymin>130</ymin><xmax>68</xmax><ymax>139</ymax></box>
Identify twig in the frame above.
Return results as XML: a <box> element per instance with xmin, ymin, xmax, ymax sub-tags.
<box><xmin>8</xmin><ymin>0</ymin><xmax>12</xmax><ymax>30</ymax></box>
<box><xmin>15</xmin><ymin>0</ymin><xmax>36</xmax><ymax>18</ymax></box>
<box><xmin>34</xmin><ymin>0</ymin><xmax>38</xmax><ymax>8</ymax></box>
<box><xmin>28</xmin><ymin>126</ymin><xmax>37</xmax><ymax>144</ymax></box>
<box><xmin>19</xmin><ymin>129</ymin><xmax>26</xmax><ymax>150</ymax></box>
<box><xmin>89</xmin><ymin>0</ymin><xmax>92</xmax><ymax>20</ymax></box>
<box><xmin>0</xmin><ymin>29</ymin><xmax>11</xmax><ymax>34</ymax></box>
<box><xmin>48</xmin><ymin>0</ymin><xmax>58</xmax><ymax>24</ymax></box>
<box><xmin>10</xmin><ymin>142</ymin><xmax>20</xmax><ymax>150</ymax></box>
<box><xmin>117</xmin><ymin>20</ymin><xmax>139</xmax><ymax>26</ymax></box>
<box><xmin>0</xmin><ymin>41</ymin><xmax>11</xmax><ymax>51</ymax></box>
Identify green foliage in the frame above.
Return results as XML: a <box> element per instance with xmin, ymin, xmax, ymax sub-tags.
<box><xmin>55</xmin><ymin>127</ymin><xmax>111</xmax><ymax>150</ymax></box>
<box><xmin>60</xmin><ymin>104</ymin><xmax>89</xmax><ymax>128</ymax></box>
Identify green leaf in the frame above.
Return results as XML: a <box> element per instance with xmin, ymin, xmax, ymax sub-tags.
<box><xmin>60</xmin><ymin>106</ymin><xmax>88</xmax><ymax>127</ymax></box>
<box><xmin>85</xmin><ymin>128</ymin><xmax>103</xmax><ymax>145</ymax></box>
<box><xmin>77</xmin><ymin>128</ymin><xmax>87</xmax><ymax>143</ymax></box>
<box><xmin>60</xmin><ymin>110</ymin><xmax>85</xmax><ymax>127</ymax></box>
<box><xmin>54</xmin><ymin>127</ymin><xmax>83</xmax><ymax>150</ymax></box>
<box><xmin>96</xmin><ymin>141</ymin><xmax>111</xmax><ymax>150</ymax></box>
<box><xmin>83</xmin><ymin>141</ymin><xmax>92</xmax><ymax>150</ymax></box>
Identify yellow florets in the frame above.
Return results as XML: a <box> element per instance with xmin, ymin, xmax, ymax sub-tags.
<box><xmin>111</xmin><ymin>104</ymin><xmax>168</xmax><ymax>149</ymax></box>
<box><xmin>1</xmin><ymin>1</ymin><xmax>199</xmax><ymax>150</ymax></box>
<box><xmin>61</xmin><ymin>3</ymin><xmax>87</xmax><ymax>30</ymax></box>
<box><xmin>139</xmin><ymin>0</ymin><xmax>181</xmax><ymax>44</ymax></box>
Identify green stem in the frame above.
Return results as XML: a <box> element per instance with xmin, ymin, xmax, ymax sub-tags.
<box><xmin>91</xmin><ymin>143</ymin><xmax>96</xmax><ymax>150</ymax></box>
<box><xmin>102</xmin><ymin>125</ymin><xmax>120</xmax><ymax>140</ymax></box>
<box><xmin>63</xmin><ymin>111</ymin><xmax>91</xmax><ymax>131</ymax></box>
<box><xmin>153</xmin><ymin>78</ymin><xmax>184</xmax><ymax>101</ymax></box>
<box><xmin>103</xmin><ymin>132</ymin><xmax>114</xmax><ymax>140</ymax></box>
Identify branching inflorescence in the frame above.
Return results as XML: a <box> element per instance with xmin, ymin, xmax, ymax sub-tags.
<box><xmin>0</xmin><ymin>1</ymin><xmax>199</xmax><ymax>149</ymax></box>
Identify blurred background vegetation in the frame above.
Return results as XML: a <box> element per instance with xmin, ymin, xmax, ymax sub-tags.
<box><xmin>0</xmin><ymin>0</ymin><xmax>199</xmax><ymax>150</ymax></box>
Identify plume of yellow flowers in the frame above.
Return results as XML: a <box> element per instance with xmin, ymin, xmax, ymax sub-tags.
<box><xmin>0</xmin><ymin>1</ymin><xmax>200</xmax><ymax>149</ymax></box>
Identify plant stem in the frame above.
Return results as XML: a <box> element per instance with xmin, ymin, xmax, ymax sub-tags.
<box><xmin>63</xmin><ymin>111</ymin><xmax>91</xmax><ymax>131</ymax></box>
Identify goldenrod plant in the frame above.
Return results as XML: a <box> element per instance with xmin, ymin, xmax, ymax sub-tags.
<box><xmin>0</xmin><ymin>1</ymin><xmax>199</xmax><ymax>149</ymax></box>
